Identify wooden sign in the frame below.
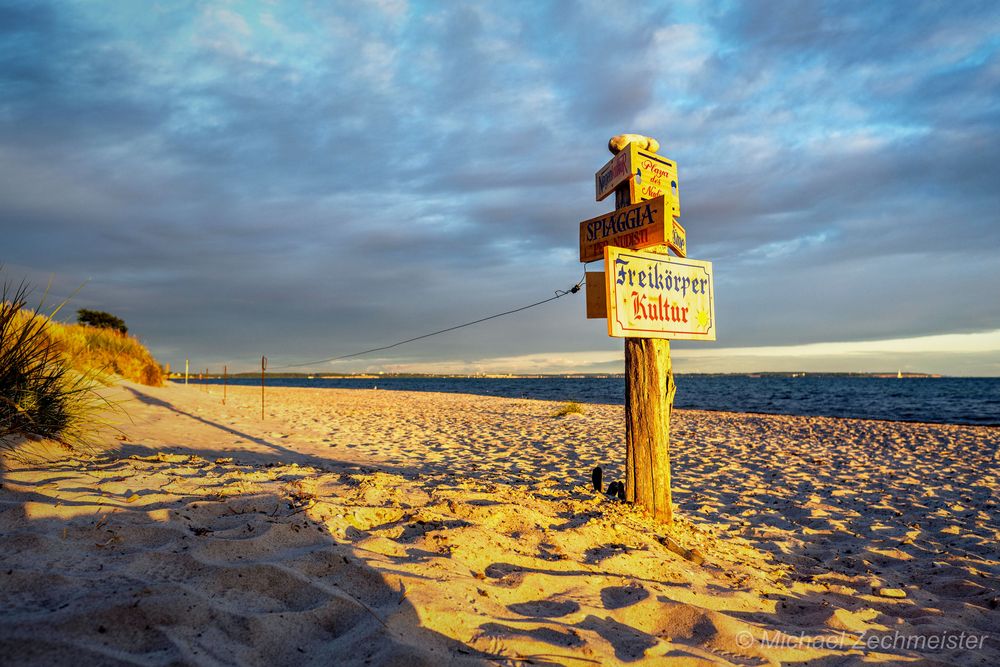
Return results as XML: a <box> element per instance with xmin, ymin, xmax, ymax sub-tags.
<box><xmin>578</xmin><ymin>196</ymin><xmax>686</xmax><ymax>262</ymax></box>
<box><xmin>669</xmin><ymin>218</ymin><xmax>686</xmax><ymax>258</ymax></box>
<box><xmin>604</xmin><ymin>246</ymin><xmax>715</xmax><ymax>340</ymax></box>
<box><xmin>587</xmin><ymin>247</ymin><xmax>687</xmax><ymax>319</ymax></box>
<box><xmin>596</xmin><ymin>143</ymin><xmax>680</xmax><ymax>217</ymax></box>
<box><xmin>586</xmin><ymin>272</ymin><xmax>606</xmax><ymax>318</ymax></box>
<box><xmin>595</xmin><ymin>148</ymin><xmax>632</xmax><ymax>201</ymax></box>
<box><xmin>615</xmin><ymin>172</ymin><xmax>680</xmax><ymax>216</ymax></box>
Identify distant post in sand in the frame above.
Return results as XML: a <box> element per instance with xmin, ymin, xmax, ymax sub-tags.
<box><xmin>260</xmin><ymin>355</ymin><xmax>267</xmax><ymax>420</ymax></box>
<box><xmin>185</xmin><ymin>358</ymin><xmax>189</xmax><ymax>385</ymax></box>
<box><xmin>577</xmin><ymin>134</ymin><xmax>717</xmax><ymax>523</ymax></box>
<box><xmin>223</xmin><ymin>365</ymin><xmax>227</xmax><ymax>406</ymax></box>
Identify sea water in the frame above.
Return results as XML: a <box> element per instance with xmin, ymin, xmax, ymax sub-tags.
<box><xmin>184</xmin><ymin>375</ymin><xmax>1000</xmax><ymax>426</ymax></box>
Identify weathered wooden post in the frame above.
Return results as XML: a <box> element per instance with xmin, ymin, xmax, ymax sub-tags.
<box><xmin>260</xmin><ymin>355</ymin><xmax>267</xmax><ymax>420</ymax></box>
<box><xmin>223</xmin><ymin>364</ymin><xmax>227</xmax><ymax>406</ymax></box>
<box><xmin>185</xmin><ymin>358</ymin><xmax>189</xmax><ymax>385</ymax></box>
<box><xmin>624</xmin><ymin>329</ymin><xmax>675</xmax><ymax>521</ymax></box>
<box><xmin>578</xmin><ymin>134</ymin><xmax>715</xmax><ymax>524</ymax></box>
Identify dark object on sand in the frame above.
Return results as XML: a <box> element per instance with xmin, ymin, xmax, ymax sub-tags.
<box><xmin>594</xmin><ymin>468</ymin><xmax>627</xmax><ymax>502</ymax></box>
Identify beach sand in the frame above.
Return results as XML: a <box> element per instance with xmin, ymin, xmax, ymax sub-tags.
<box><xmin>1</xmin><ymin>381</ymin><xmax>997</xmax><ymax>665</ymax></box>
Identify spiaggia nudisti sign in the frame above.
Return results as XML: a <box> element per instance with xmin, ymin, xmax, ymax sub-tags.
<box><xmin>578</xmin><ymin>196</ymin><xmax>686</xmax><ymax>262</ymax></box>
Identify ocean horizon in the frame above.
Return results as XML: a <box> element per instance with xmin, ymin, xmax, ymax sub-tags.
<box><xmin>179</xmin><ymin>374</ymin><xmax>1000</xmax><ymax>427</ymax></box>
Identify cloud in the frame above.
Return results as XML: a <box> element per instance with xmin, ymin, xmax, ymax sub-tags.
<box><xmin>371</xmin><ymin>350</ymin><xmax>623</xmax><ymax>375</ymax></box>
<box><xmin>680</xmin><ymin>328</ymin><xmax>1000</xmax><ymax>358</ymax></box>
<box><xmin>282</xmin><ymin>328</ymin><xmax>1000</xmax><ymax>376</ymax></box>
<box><xmin>1</xmin><ymin>1</ymin><xmax>998</xmax><ymax>375</ymax></box>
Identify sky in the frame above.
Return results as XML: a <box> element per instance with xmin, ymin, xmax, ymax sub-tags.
<box><xmin>1</xmin><ymin>0</ymin><xmax>999</xmax><ymax>375</ymax></box>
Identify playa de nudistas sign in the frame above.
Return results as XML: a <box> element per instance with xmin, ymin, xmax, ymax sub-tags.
<box><xmin>594</xmin><ymin>144</ymin><xmax>680</xmax><ymax>217</ymax></box>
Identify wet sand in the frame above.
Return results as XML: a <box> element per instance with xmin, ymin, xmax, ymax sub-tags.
<box><xmin>1</xmin><ymin>381</ymin><xmax>997</xmax><ymax>665</ymax></box>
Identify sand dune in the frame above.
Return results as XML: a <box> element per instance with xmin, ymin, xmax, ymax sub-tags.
<box><xmin>1</xmin><ymin>381</ymin><xmax>997</xmax><ymax>665</ymax></box>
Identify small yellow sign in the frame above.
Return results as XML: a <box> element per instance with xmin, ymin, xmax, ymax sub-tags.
<box><xmin>604</xmin><ymin>246</ymin><xmax>715</xmax><ymax>340</ymax></box>
<box><xmin>595</xmin><ymin>143</ymin><xmax>680</xmax><ymax>218</ymax></box>
<box><xmin>615</xmin><ymin>172</ymin><xmax>680</xmax><ymax>215</ymax></box>
<box><xmin>670</xmin><ymin>218</ymin><xmax>686</xmax><ymax>258</ymax></box>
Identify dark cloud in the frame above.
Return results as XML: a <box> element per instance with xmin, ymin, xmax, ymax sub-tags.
<box><xmin>1</xmin><ymin>1</ymin><xmax>997</xmax><ymax>373</ymax></box>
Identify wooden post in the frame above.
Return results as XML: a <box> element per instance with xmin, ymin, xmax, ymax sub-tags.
<box><xmin>223</xmin><ymin>365</ymin><xmax>227</xmax><ymax>406</ymax></box>
<box><xmin>616</xmin><ymin>181</ymin><xmax>676</xmax><ymax>525</ymax></box>
<box><xmin>260</xmin><ymin>356</ymin><xmax>267</xmax><ymax>420</ymax></box>
<box><xmin>185</xmin><ymin>358</ymin><xmax>189</xmax><ymax>385</ymax></box>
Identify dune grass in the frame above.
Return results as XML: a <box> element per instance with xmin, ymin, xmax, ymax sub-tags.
<box><xmin>42</xmin><ymin>317</ymin><xmax>164</xmax><ymax>386</ymax></box>
<box><xmin>1</xmin><ymin>278</ymin><xmax>161</xmax><ymax>448</ymax></box>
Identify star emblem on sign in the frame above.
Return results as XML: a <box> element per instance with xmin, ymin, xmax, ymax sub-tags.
<box><xmin>695</xmin><ymin>309</ymin><xmax>710</xmax><ymax>329</ymax></box>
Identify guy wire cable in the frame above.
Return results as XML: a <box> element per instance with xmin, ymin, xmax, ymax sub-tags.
<box><xmin>269</xmin><ymin>269</ymin><xmax>589</xmax><ymax>370</ymax></box>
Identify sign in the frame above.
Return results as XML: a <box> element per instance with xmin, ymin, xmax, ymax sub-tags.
<box><xmin>615</xmin><ymin>172</ymin><xmax>680</xmax><ymax>215</ymax></box>
<box><xmin>586</xmin><ymin>272</ymin><xmax>606</xmax><ymax>318</ymax></box>
<box><xmin>578</xmin><ymin>196</ymin><xmax>686</xmax><ymax>262</ymax></box>
<box><xmin>670</xmin><ymin>219</ymin><xmax>686</xmax><ymax>258</ymax></box>
<box><xmin>595</xmin><ymin>149</ymin><xmax>632</xmax><ymax>201</ymax></box>
<box><xmin>587</xmin><ymin>247</ymin><xmax>687</xmax><ymax>319</ymax></box>
<box><xmin>604</xmin><ymin>246</ymin><xmax>715</xmax><ymax>340</ymax></box>
<box><xmin>595</xmin><ymin>143</ymin><xmax>680</xmax><ymax>218</ymax></box>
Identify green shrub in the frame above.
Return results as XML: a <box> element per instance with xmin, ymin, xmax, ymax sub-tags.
<box><xmin>77</xmin><ymin>308</ymin><xmax>128</xmax><ymax>334</ymax></box>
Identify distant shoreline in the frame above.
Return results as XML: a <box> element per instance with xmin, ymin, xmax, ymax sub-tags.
<box><xmin>168</xmin><ymin>374</ymin><xmax>1000</xmax><ymax>426</ymax></box>
<box><xmin>169</xmin><ymin>370</ymin><xmax>959</xmax><ymax>380</ymax></box>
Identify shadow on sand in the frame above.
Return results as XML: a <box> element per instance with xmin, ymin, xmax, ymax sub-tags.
<box><xmin>0</xmin><ymin>442</ymin><xmax>519</xmax><ymax>665</ymax></box>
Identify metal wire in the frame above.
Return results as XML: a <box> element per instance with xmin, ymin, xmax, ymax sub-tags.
<box><xmin>270</xmin><ymin>270</ymin><xmax>588</xmax><ymax>370</ymax></box>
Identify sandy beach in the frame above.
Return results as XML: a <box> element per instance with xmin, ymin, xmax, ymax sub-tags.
<box><xmin>1</xmin><ymin>381</ymin><xmax>997</xmax><ymax>665</ymax></box>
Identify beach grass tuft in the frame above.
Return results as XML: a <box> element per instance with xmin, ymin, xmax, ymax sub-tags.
<box><xmin>552</xmin><ymin>401</ymin><xmax>585</xmax><ymax>417</ymax></box>
<box><xmin>1</xmin><ymin>280</ymin><xmax>106</xmax><ymax>448</ymax></box>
